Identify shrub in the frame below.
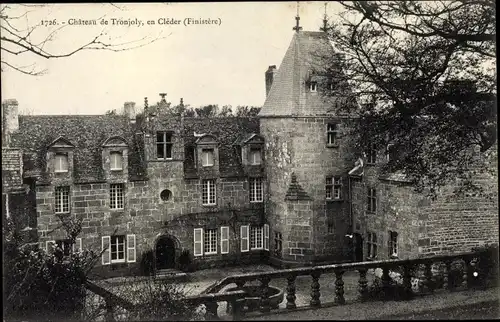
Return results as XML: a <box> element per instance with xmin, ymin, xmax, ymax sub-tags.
<box><xmin>140</xmin><ymin>249</ymin><xmax>155</xmax><ymax>276</ymax></box>
<box><xmin>178</xmin><ymin>249</ymin><xmax>197</xmax><ymax>272</ymax></box>
<box><xmin>365</xmin><ymin>276</ymin><xmax>410</xmax><ymax>301</ymax></box>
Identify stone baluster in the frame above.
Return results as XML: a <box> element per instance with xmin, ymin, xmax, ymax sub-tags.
<box><xmin>230</xmin><ymin>298</ymin><xmax>244</xmax><ymax>321</ymax></box>
<box><xmin>462</xmin><ymin>258</ymin><xmax>469</xmax><ymax>289</ymax></box>
<box><xmin>286</xmin><ymin>274</ymin><xmax>297</xmax><ymax>309</ymax></box>
<box><xmin>402</xmin><ymin>264</ymin><xmax>413</xmax><ymax>300</ymax></box>
<box><xmin>443</xmin><ymin>260</ymin><xmax>452</xmax><ymax>290</ymax></box>
<box><xmin>357</xmin><ymin>268</ymin><xmax>368</xmax><ymax>301</ymax></box>
<box><xmin>334</xmin><ymin>269</ymin><xmax>346</xmax><ymax>304</ymax></box>
<box><xmin>310</xmin><ymin>271</ymin><xmax>321</xmax><ymax>307</ymax></box>
<box><xmin>259</xmin><ymin>276</ymin><xmax>271</xmax><ymax>313</ymax></box>
<box><xmin>424</xmin><ymin>263</ymin><xmax>434</xmax><ymax>293</ymax></box>
<box><xmin>205</xmin><ymin>300</ymin><xmax>219</xmax><ymax>321</ymax></box>
<box><xmin>381</xmin><ymin>267</ymin><xmax>392</xmax><ymax>299</ymax></box>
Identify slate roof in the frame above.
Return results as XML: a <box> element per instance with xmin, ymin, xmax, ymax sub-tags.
<box><xmin>182</xmin><ymin>117</ymin><xmax>260</xmax><ymax>178</ymax></box>
<box><xmin>285</xmin><ymin>173</ymin><xmax>312</xmax><ymax>201</ymax></box>
<box><xmin>10</xmin><ymin>115</ymin><xmax>146</xmax><ymax>184</ymax></box>
<box><xmin>259</xmin><ymin>31</ymin><xmax>349</xmax><ymax>117</ymax></box>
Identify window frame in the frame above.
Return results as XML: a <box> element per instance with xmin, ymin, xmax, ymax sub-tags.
<box><xmin>249</xmin><ymin>148</ymin><xmax>262</xmax><ymax>165</ymax></box>
<box><xmin>54</xmin><ymin>153</ymin><xmax>69</xmax><ymax>173</ymax></box>
<box><xmin>110</xmin><ymin>151</ymin><xmax>124</xmax><ymax>171</ymax></box>
<box><xmin>309</xmin><ymin>81</ymin><xmax>318</xmax><ymax>92</ymax></box>
<box><xmin>203</xmin><ymin>228</ymin><xmax>218</xmax><ymax>255</ymax></box>
<box><xmin>326</xmin><ymin>123</ymin><xmax>338</xmax><ymax>146</ymax></box>
<box><xmin>366</xmin><ymin>145</ymin><xmax>377</xmax><ymax>165</ymax></box>
<box><xmin>326</xmin><ymin>176</ymin><xmax>342</xmax><ymax>200</ymax></box>
<box><xmin>201</xmin><ymin>148</ymin><xmax>215</xmax><ymax>167</ymax></box>
<box><xmin>250</xmin><ymin>225</ymin><xmax>264</xmax><ymax>250</ymax></box>
<box><xmin>367</xmin><ymin>188</ymin><xmax>377</xmax><ymax>213</ymax></box>
<box><xmin>202</xmin><ymin>179</ymin><xmax>216</xmax><ymax>206</ymax></box>
<box><xmin>249</xmin><ymin>177</ymin><xmax>263</xmax><ymax>203</ymax></box>
<box><xmin>156</xmin><ymin>131</ymin><xmax>173</xmax><ymax>160</ymax></box>
<box><xmin>110</xmin><ymin>183</ymin><xmax>124</xmax><ymax>210</ymax></box>
<box><xmin>54</xmin><ymin>186</ymin><xmax>70</xmax><ymax>214</ymax></box>
<box><xmin>389</xmin><ymin>231</ymin><xmax>398</xmax><ymax>258</ymax></box>
<box><xmin>110</xmin><ymin>235</ymin><xmax>126</xmax><ymax>263</ymax></box>
<box><xmin>366</xmin><ymin>232</ymin><xmax>378</xmax><ymax>259</ymax></box>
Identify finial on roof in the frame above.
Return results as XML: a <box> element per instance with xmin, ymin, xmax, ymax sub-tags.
<box><xmin>180</xmin><ymin>98</ymin><xmax>184</xmax><ymax>107</ymax></box>
<box><xmin>320</xmin><ymin>2</ymin><xmax>328</xmax><ymax>32</ymax></box>
<box><xmin>293</xmin><ymin>1</ymin><xmax>302</xmax><ymax>32</ymax></box>
<box><xmin>144</xmin><ymin>97</ymin><xmax>148</xmax><ymax>109</ymax></box>
<box><xmin>291</xmin><ymin>172</ymin><xmax>297</xmax><ymax>183</ymax></box>
<box><xmin>159</xmin><ymin>93</ymin><xmax>167</xmax><ymax>104</ymax></box>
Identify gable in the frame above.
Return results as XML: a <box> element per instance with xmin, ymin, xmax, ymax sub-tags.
<box><xmin>48</xmin><ymin>136</ymin><xmax>75</xmax><ymax>149</ymax></box>
<box><xmin>195</xmin><ymin>134</ymin><xmax>218</xmax><ymax>145</ymax></box>
<box><xmin>102</xmin><ymin>136</ymin><xmax>128</xmax><ymax>148</ymax></box>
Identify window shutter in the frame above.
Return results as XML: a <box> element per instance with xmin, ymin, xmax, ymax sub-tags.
<box><xmin>194</xmin><ymin>228</ymin><xmax>203</xmax><ymax>256</ymax></box>
<box><xmin>221</xmin><ymin>226</ymin><xmax>229</xmax><ymax>254</ymax></box>
<box><xmin>46</xmin><ymin>240</ymin><xmax>56</xmax><ymax>254</ymax></box>
<box><xmin>73</xmin><ymin>238</ymin><xmax>82</xmax><ymax>253</ymax></box>
<box><xmin>102</xmin><ymin>236</ymin><xmax>111</xmax><ymax>265</ymax></box>
<box><xmin>127</xmin><ymin>234</ymin><xmax>136</xmax><ymax>262</ymax></box>
<box><xmin>240</xmin><ymin>225</ymin><xmax>249</xmax><ymax>252</ymax></box>
<box><xmin>264</xmin><ymin>224</ymin><xmax>270</xmax><ymax>251</ymax></box>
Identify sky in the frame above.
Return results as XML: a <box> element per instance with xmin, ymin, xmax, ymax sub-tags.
<box><xmin>1</xmin><ymin>2</ymin><xmax>344</xmax><ymax>115</ymax></box>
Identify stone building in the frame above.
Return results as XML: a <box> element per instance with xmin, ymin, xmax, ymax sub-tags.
<box><xmin>2</xmin><ymin>21</ymin><xmax>497</xmax><ymax>277</ymax></box>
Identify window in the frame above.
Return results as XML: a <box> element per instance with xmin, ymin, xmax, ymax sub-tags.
<box><xmin>240</xmin><ymin>225</ymin><xmax>249</xmax><ymax>252</ymax></box>
<box><xmin>367</xmin><ymin>232</ymin><xmax>378</xmax><ymax>259</ymax></box>
<box><xmin>366</xmin><ymin>145</ymin><xmax>377</xmax><ymax>165</ymax></box>
<box><xmin>250</xmin><ymin>226</ymin><xmax>263</xmax><ymax>250</ymax></box>
<box><xmin>111</xmin><ymin>235</ymin><xmax>126</xmax><ymax>263</ymax></box>
<box><xmin>328</xmin><ymin>83</ymin><xmax>334</xmax><ymax>90</ymax></box>
<box><xmin>110</xmin><ymin>183</ymin><xmax>124</xmax><ymax>210</ymax></box>
<box><xmin>389</xmin><ymin>231</ymin><xmax>398</xmax><ymax>257</ymax></box>
<box><xmin>160</xmin><ymin>189</ymin><xmax>172</xmax><ymax>201</ymax></box>
<box><xmin>250</xmin><ymin>148</ymin><xmax>262</xmax><ymax>165</ymax></box>
<box><xmin>202</xmin><ymin>179</ymin><xmax>216</xmax><ymax>205</ymax></box>
<box><xmin>101</xmin><ymin>235</ymin><xmax>135</xmax><ymax>265</ymax></box>
<box><xmin>367</xmin><ymin>188</ymin><xmax>377</xmax><ymax>213</ymax></box>
<box><xmin>326</xmin><ymin>177</ymin><xmax>342</xmax><ymax>200</ymax></box>
<box><xmin>110</xmin><ymin>152</ymin><xmax>123</xmax><ymax>171</ymax></box>
<box><xmin>201</xmin><ymin>149</ymin><xmax>214</xmax><ymax>167</ymax></box>
<box><xmin>55</xmin><ymin>186</ymin><xmax>70</xmax><ymax>213</ymax></box>
<box><xmin>249</xmin><ymin>177</ymin><xmax>263</xmax><ymax>202</ymax></box>
<box><xmin>327</xmin><ymin>124</ymin><xmax>338</xmax><ymax>146</ymax></box>
<box><xmin>309</xmin><ymin>81</ymin><xmax>317</xmax><ymax>92</ymax></box>
<box><xmin>203</xmin><ymin>228</ymin><xmax>217</xmax><ymax>255</ymax></box>
<box><xmin>156</xmin><ymin>132</ymin><xmax>173</xmax><ymax>160</ymax></box>
<box><xmin>56</xmin><ymin>239</ymin><xmax>72</xmax><ymax>256</ymax></box>
<box><xmin>274</xmin><ymin>232</ymin><xmax>282</xmax><ymax>256</ymax></box>
<box><xmin>386</xmin><ymin>144</ymin><xmax>398</xmax><ymax>162</ymax></box>
<box><xmin>54</xmin><ymin>154</ymin><xmax>69</xmax><ymax>173</ymax></box>
<box><xmin>327</xmin><ymin>222</ymin><xmax>334</xmax><ymax>234</ymax></box>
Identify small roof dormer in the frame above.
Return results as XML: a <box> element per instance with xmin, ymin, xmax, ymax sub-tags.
<box><xmin>48</xmin><ymin>136</ymin><xmax>75</xmax><ymax>149</ymax></box>
<box><xmin>102</xmin><ymin>136</ymin><xmax>128</xmax><ymax>148</ymax></box>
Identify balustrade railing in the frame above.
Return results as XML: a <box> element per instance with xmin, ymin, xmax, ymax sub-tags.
<box><xmin>86</xmin><ymin>249</ymin><xmax>495</xmax><ymax>321</ymax></box>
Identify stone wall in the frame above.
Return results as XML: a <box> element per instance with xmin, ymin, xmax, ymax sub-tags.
<box><xmin>260</xmin><ymin>116</ymin><xmax>356</xmax><ymax>266</ymax></box>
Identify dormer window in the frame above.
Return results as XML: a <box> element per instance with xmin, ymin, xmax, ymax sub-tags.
<box><xmin>201</xmin><ymin>149</ymin><xmax>214</xmax><ymax>167</ymax></box>
<box><xmin>309</xmin><ymin>81</ymin><xmax>318</xmax><ymax>92</ymax></box>
<box><xmin>54</xmin><ymin>154</ymin><xmax>69</xmax><ymax>173</ymax></box>
<box><xmin>157</xmin><ymin>132</ymin><xmax>173</xmax><ymax>160</ymax></box>
<box><xmin>110</xmin><ymin>152</ymin><xmax>123</xmax><ymax>171</ymax></box>
<box><xmin>249</xmin><ymin>148</ymin><xmax>262</xmax><ymax>165</ymax></box>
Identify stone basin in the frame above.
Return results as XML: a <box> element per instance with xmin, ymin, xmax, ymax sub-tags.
<box><xmin>225</xmin><ymin>285</ymin><xmax>284</xmax><ymax>313</ymax></box>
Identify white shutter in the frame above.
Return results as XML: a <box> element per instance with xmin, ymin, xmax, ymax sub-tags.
<box><xmin>46</xmin><ymin>240</ymin><xmax>56</xmax><ymax>254</ymax></box>
<box><xmin>221</xmin><ymin>226</ymin><xmax>229</xmax><ymax>254</ymax></box>
<box><xmin>73</xmin><ymin>238</ymin><xmax>82</xmax><ymax>253</ymax></box>
<box><xmin>240</xmin><ymin>225</ymin><xmax>249</xmax><ymax>252</ymax></box>
<box><xmin>264</xmin><ymin>224</ymin><xmax>270</xmax><ymax>251</ymax></box>
<box><xmin>102</xmin><ymin>236</ymin><xmax>111</xmax><ymax>265</ymax></box>
<box><xmin>127</xmin><ymin>234</ymin><xmax>136</xmax><ymax>262</ymax></box>
<box><xmin>194</xmin><ymin>228</ymin><xmax>203</xmax><ymax>256</ymax></box>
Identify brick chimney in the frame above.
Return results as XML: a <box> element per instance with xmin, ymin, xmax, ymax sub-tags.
<box><xmin>265</xmin><ymin>65</ymin><xmax>277</xmax><ymax>97</ymax></box>
<box><xmin>2</xmin><ymin>99</ymin><xmax>19</xmax><ymax>146</ymax></box>
<box><xmin>123</xmin><ymin>102</ymin><xmax>136</xmax><ymax>123</ymax></box>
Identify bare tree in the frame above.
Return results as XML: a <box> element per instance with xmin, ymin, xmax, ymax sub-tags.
<box><xmin>322</xmin><ymin>0</ymin><xmax>496</xmax><ymax>195</ymax></box>
<box><xmin>0</xmin><ymin>4</ymin><xmax>167</xmax><ymax>75</ymax></box>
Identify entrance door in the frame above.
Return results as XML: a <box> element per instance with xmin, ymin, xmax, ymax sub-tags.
<box><xmin>156</xmin><ymin>237</ymin><xmax>176</xmax><ymax>269</ymax></box>
<box><xmin>353</xmin><ymin>233</ymin><xmax>364</xmax><ymax>262</ymax></box>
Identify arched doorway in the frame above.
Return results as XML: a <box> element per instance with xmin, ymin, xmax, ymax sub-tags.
<box><xmin>156</xmin><ymin>236</ymin><xmax>177</xmax><ymax>270</ymax></box>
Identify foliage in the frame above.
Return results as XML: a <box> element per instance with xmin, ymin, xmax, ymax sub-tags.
<box><xmin>235</xmin><ymin>105</ymin><xmax>261</xmax><ymax>117</ymax></box>
<box><xmin>366</xmin><ymin>276</ymin><xmax>409</xmax><ymax>301</ymax></box>
<box><xmin>105</xmin><ymin>109</ymin><xmax>118</xmax><ymax>116</ymax></box>
<box><xmin>324</xmin><ymin>0</ymin><xmax>496</xmax><ymax>196</ymax></box>
<box><xmin>195</xmin><ymin>104</ymin><xmax>218</xmax><ymax>117</ymax></box>
<box><xmin>178</xmin><ymin>249</ymin><xmax>197</xmax><ymax>272</ymax></box>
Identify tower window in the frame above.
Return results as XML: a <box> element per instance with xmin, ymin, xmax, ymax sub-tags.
<box><xmin>156</xmin><ymin>132</ymin><xmax>173</xmax><ymax>160</ymax></box>
<box><xmin>309</xmin><ymin>82</ymin><xmax>318</xmax><ymax>92</ymax></box>
<box><xmin>327</xmin><ymin>124</ymin><xmax>338</xmax><ymax>146</ymax></box>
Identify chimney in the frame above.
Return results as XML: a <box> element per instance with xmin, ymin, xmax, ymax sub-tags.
<box><xmin>123</xmin><ymin>101</ymin><xmax>136</xmax><ymax>123</ymax></box>
<box><xmin>265</xmin><ymin>65</ymin><xmax>277</xmax><ymax>97</ymax></box>
<box><xmin>2</xmin><ymin>99</ymin><xmax>19</xmax><ymax>146</ymax></box>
